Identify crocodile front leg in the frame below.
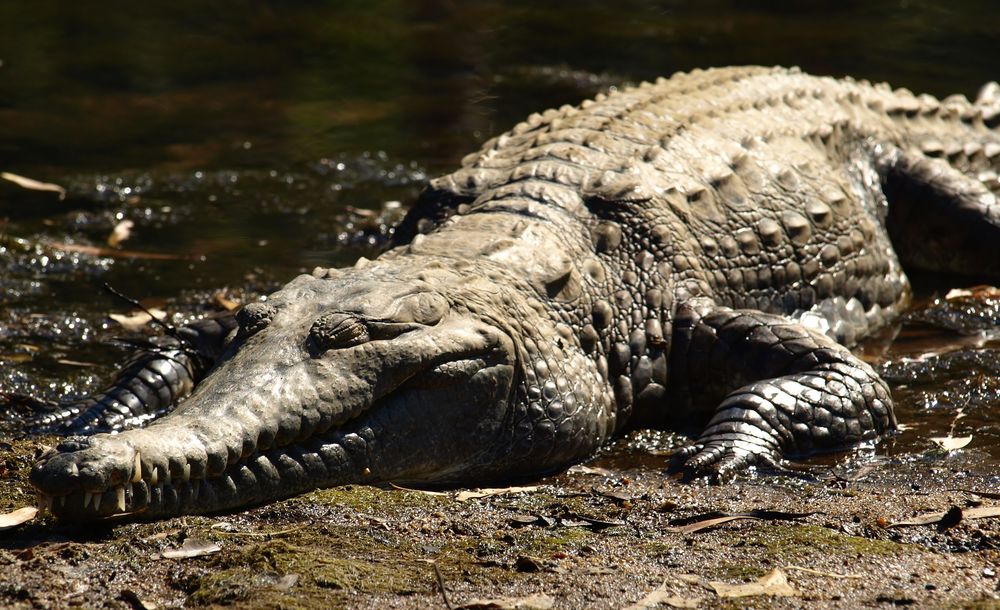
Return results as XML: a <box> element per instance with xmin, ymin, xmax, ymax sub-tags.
<box><xmin>669</xmin><ymin>299</ymin><xmax>895</xmax><ymax>478</ymax></box>
<box><xmin>26</xmin><ymin>314</ymin><xmax>237</xmax><ymax>434</ymax></box>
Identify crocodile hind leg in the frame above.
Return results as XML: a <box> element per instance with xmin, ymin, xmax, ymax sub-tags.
<box><xmin>23</xmin><ymin>314</ymin><xmax>236</xmax><ymax>434</ymax></box>
<box><xmin>878</xmin><ymin>145</ymin><xmax>1000</xmax><ymax>277</ymax></box>
<box><xmin>668</xmin><ymin>299</ymin><xmax>895</xmax><ymax>479</ymax></box>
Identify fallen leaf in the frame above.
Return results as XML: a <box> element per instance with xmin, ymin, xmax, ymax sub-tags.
<box><xmin>930</xmin><ymin>435</ymin><xmax>972</xmax><ymax>450</ymax></box>
<box><xmin>143</xmin><ymin>529</ymin><xmax>181</xmax><ymax>541</ymax></box>
<box><xmin>45</xmin><ymin>241</ymin><xmax>185</xmax><ymax>260</ymax></box>
<box><xmin>945</xmin><ymin>285</ymin><xmax>1000</xmax><ymax>300</ymax></box>
<box><xmin>55</xmin><ymin>359</ymin><xmax>98</xmax><ymax>367</ymax></box>
<box><xmin>456</xmin><ymin>593</ymin><xmax>554</xmax><ymax>609</ymax></box>
<box><xmin>624</xmin><ymin>580</ymin><xmax>700</xmax><ymax>609</ymax></box>
<box><xmin>212</xmin><ymin>291</ymin><xmax>241</xmax><ymax>311</ymax></box>
<box><xmin>888</xmin><ymin>505</ymin><xmax>1000</xmax><ymax>528</ymax></box>
<box><xmin>566</xmin><ymin>465</ymin><xmax>615</xmax><ymax>476</ymax></box>
<box><xmin>158</xmin><ymin>539</ymin><xmax>221</xmax><ymax>559</ymax></box>
<box><xmin>594</xmin><ymin>488</ymin><xmax>634</xmax><ymax>503</ymax></box>
<box><xmin>1</xmin><ymin>171</ymin><xmax>66</xmax><ymax>199</ymax></box>
<box><xmin>888</xmin><ymin>511</ymin><xmax>950</xmax><ymax>527</ymax></box>
<box><xmin>388</xmin><ymin>483</ymin><xmax>449</xmax><ymax>496</ymax></box>
<box><xmin>509</xmin><ymin>514</ymin><xmax>549</xmax><ymax>527</ymax></box>
<box><xmin>110</xmin><ymin>308</ymin><xmax>167</xmax><ymax>331</ymax></box>
<box><xmin>107</xmin><ymin>219</ymin><xmax>135</xmax><ymax>247</ymax></box>
<box><xmin>456</xmin><ymin>486</ymin><xmax>540</xmax><ymax>502</ymax></box>
<box><xmin>0</xmin><ymin>506</ymin><xmax>38</xmax><ymax>531</ymax></box>
<box><xmin>559</xmin><ymin>515</ymin><xmax>624</xmax><ymax>531</ymax></box>
<box><xmin>709</xmin><ymin>568</ymin><xmax>798</xmax><ymax>598</ymax></box>
<box><xmin>667</xmin><ymin>510</ymin><xmax>813</xmax><ymax>534</ymax></box>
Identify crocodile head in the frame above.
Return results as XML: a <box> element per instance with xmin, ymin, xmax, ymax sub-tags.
<box><xmin>30</xmin><ymin>259</ymin><xmax>612</xmax><ymax>520</ymax></box>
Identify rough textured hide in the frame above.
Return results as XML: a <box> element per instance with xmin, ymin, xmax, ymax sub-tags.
<box><xmin>29</xmin><ymin>66</ymin><xmax>1000</xmax><ymax>521</ymax></box>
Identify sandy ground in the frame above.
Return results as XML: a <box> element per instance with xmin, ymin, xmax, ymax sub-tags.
<box><xmin>2</xmin><ymin>432</ymin><xmax>999</xmax><ymax>610</ymax></box>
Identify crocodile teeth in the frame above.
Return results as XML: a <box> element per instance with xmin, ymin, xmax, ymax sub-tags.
<box><xmin>182</xmin><ymin>462</ymin><xmax>191</xmax><ymax>483</ymax></box>
<box><xmin>92</xmin><ymin>492</ymin><xmax>102</xmax><ymax>512</ymax></box>
<box><xmin>116</xmin><ymin>486</ymin><xmax>126</xmax><ymax>512</ymax></box>
<box><xmin>132</xmin><ymin>452</ymin><xmax>142</xmax><ymax>483</ymax></box>
<box><xmin>150</xmin><ymin>467</ymin><xmax>158</xmax><ymax>486</ymax></box>
<box><xmin>83</xmin><ymin>492</ymin><xmax>93</xmax><ymax>509</ymax></box>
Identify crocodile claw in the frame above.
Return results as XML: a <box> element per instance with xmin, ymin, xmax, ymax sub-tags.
<box><xmin>670</xmin><ymin>436</ymin><xmax>782</xmax><ymax>483</ymax></box>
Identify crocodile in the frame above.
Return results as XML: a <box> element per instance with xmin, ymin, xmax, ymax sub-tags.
<box><xmin>28</xmin><ymin>66</ymin><xmax>1000</xmax><ymax>521</ymax></box>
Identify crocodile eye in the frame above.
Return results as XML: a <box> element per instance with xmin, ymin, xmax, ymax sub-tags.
<box><xmin>308</xmin><ymin>313</ymin><xmax>370</xmax><ymax>355</ymax></box>
<box><xmin>235</xmin><ymin>302</ymin><xmax>276</xmax><ymax>339</ymax></box>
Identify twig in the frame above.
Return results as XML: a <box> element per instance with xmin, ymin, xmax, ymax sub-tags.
<box><xmin>102</xmin><ymin>283</ymin><xmax>177</xmax><ymax>337</ymax></box>
<box><xmin>432</xmin><ymin>562</ymin><xmax>454</xmax><ymax>610</ymax></box>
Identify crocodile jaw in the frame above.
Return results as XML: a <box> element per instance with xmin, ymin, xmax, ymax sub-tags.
<box><xmin>30</xmin><ymin>272</ymin><xmax>520</xmax><ymax>521</ymax></box>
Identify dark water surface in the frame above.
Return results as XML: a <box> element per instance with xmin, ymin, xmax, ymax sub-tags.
<box><xmin>0</xmin><ymin>2</ymin><xmax>997</xmax><ymax>465</ymax></box>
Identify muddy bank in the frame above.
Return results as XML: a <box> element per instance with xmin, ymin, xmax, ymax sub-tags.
<box><xmin>2</xmin><ymin>432</ymin><xmax>999</xmax><ymax>609</ymax></box>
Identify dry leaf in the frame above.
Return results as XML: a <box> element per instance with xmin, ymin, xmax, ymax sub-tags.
<box><xmin>1</xmin><ymin>171</ymin><xmax>66</xmax><ymax>199</ymax></box>
<box><xmin>212</xmin><ymin>291</ymin><xmax>241</xmax><ymax>311</ymax></box>
<box><xmin>158</xmin><ymin>539</ymin><xmax>221</xmax><ymax>559</ymax></box>
<box><xmin>456</xmin><ymin>593</ymin><xmax>554</xmax><ymax>609</ymax></box>
<box><xmin>888</xmin><ymin>505</ymin><xmax>1000</xmax><ymax>528</ymax></box>
<box><xmin>0</xmin><ymin>506</ymin><xmax>38</xmax><ymax>531</ymax></box>
<box><xmin>931</xmin><ymin>435</ymin><xmax>973</xmax><ymax>450</ymax></box>
<box><xmin>566</xmin><ymin>465</ymin><xmax>614</xmax><ymax>476</ymax></box>
<box><xmin>107</xmin><ymin>220</ymin><xmax>135</xmax><ymax>247</ymax></box>
<box><xmin>888</xmin><ymin>511</ymin><xmax>951</xmax><ymax>527</ymax></box>
<box><xmin>667</xmin><ymin>510</ymin><xmax>812</xmax><ymax>534</ymax></box>
<box><xmin>110</xmin><ymin>308</ymin><xmax>167</xmax><ymax>331</ymax></box>
<box><xmin>388</xmin><ymin>483</ymin><xmax>449</xmax><ymax>496</ymax></box>
<box><xmin>143</xmin><ymin>529</ymin><xmax>181</xmax><ymax>541</ymax></box>
<box><xmin>56</xmin><ymin>359</ymin><xmax>98</xmax><ymax>367</ymax></box>
<box><xmin>456</xmin><ymin>486</ymin><xmax>539</xmax><ymax>502</ymax></box>
<box><xmin>624</xmin><ymin>581</ymin><xmax>700</xmax><ymax>609</ymax></box>
<box><xmin>46</xmin><ymin>241</ymin><xmax>184</xmax><ymax>260</ymax></box>
<box><xmin>964</xmin><ymin>506</ymin><xmax>1000</xmax><ymax>520</ymax></box>
<box><xmin>945</xmin><ymin>285</ymin><xmax>1000</xmax><ymax>300</ymax></box>
<box><xmin>709</xmin><ymin>568</ymin><xmax>798</xmax><ymax>598</ymax></box>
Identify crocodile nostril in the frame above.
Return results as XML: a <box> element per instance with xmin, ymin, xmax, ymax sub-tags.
<box><xmin>309</xmin><ymin>313</ymin><xmax>371</xmax><ymax>354</ymax></box>
<box><xmin>236</xmin><ymin>302</ymin><xmax>277</xmax><ymax>339</ymax></box>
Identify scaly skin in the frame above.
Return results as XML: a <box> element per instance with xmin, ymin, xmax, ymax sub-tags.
<box><xmin>30</xmin><ymin>66</ymin><xmax>1000</xmax><ymax>520</ymax></box>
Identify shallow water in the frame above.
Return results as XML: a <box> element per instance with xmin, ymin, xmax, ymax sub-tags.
<box><xmin>0</xmin><ymin>2</ymin><xmax>997</xmax><ymax>467</ymax></box>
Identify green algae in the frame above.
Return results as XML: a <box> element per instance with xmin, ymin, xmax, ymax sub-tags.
<box><xmin>705</xmin><ymin>524</ymin><xmax>906</xmax><ymax>582</ymax></box>
<box><xmin>746</xmin><ymin>524</ymin><xmax>904</xmax><ymax>559</ymax></box>
<box><xmin>296</xmin><ymin>484</ymin><xmax>449</xmax><ymax>512</ymax></box>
